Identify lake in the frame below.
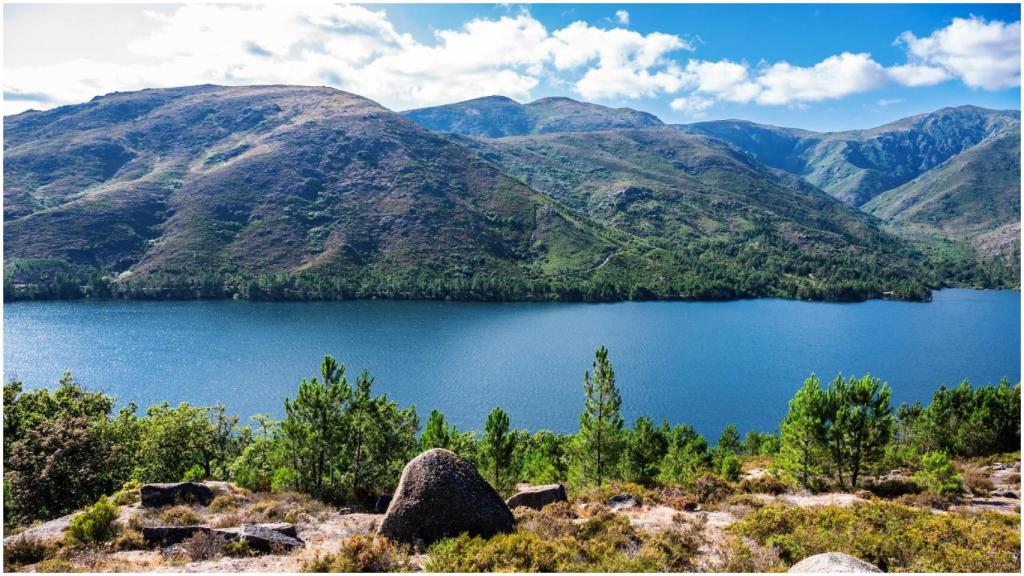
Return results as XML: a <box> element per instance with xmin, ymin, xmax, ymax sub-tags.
<box><xmin>3</xmin><ymin>289</ymin><xmax>1020</xmax><ymax>437</ymax></box>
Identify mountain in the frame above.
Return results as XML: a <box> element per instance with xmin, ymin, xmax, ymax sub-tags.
<box><xmin>863</xmin><ymin>128</ymin><xmax>1021</xmax><ymax>261</ymax></box>
<box><xmin>685</xmin><ymin>106</ymin><xmax>1020</xmax><ymax>207</ymax></box>
<box><xmin>3</xmin><ymin>85</ymin><xmax>938</xmax><ymax>301</ymax></box>
<box><xmin>453</xmin><ymin>126</ymin><xmax>930</xmax><ymax>299</ymax></box>
<box><xmin>4</xmin><ymin>85</ymin><xmax>672</xmax><ymax>300</ymax></box>
<box><xmin>402</xmin><ymin>95</ymin><xmax>663</xmax><ymax>137</ymax></box>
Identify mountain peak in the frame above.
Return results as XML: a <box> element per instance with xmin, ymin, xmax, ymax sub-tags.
<box><xmin>403</xmin><ymin>94</ymin><xmax>662</xmax><ymax>137</ymax></box>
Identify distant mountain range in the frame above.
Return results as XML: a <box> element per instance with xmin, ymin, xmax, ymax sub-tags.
<box><xmin>3</xmin><ymin>86</ymin><xmax>1018</xmax><ymax>301</ymax></box>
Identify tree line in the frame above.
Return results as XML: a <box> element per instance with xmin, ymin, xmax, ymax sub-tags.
<box><xmin>3</xmin><ymin>348</ymin><xmax>1018</xmax><ymax>528</ymax></box>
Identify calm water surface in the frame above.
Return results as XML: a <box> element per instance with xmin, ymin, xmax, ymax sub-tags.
<box><xmin>3</xmin><ymin>289</ymin><xmax>1019</xmax><ymax>436</ymax></box>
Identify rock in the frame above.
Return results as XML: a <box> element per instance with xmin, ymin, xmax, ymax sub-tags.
<box><xmin>236</xmin><ymin>524</ymin><xmax>304</xmax><ymax>553</ymax></box>
<box><xmin>377</xmin><ymin>449</ymin><xmax>514</xmax><ymax>544</ymax></box>
<box><xmin>506</xmin><ymin>484</ymin><xmax>568</xmax><ymax>511</ymax></box>
<box><xmin>789</xmin><ymin>552</ymin><xmax>882</xmax><ymax>573</ymax></box>
<box><xmin>606</xmin><ymin>494</ymin><xmax>639</xmax><ymax>510</ymax></box>
<box><xmin>142</xmin><ymin>526</ymin><xmax>217</xmax><ymax>547</ymax></box>
<box><xmin>143</xmin><ymin>524</ymin><xmax>303</xmax><ymax>553</ymax></box>
<box><xmin>992</xmin><ymin>489</ymin><xmax>1019</xmax><ymax>499</ymax></box>
<box><xmin>140</xmin><ymin>482</ymin><xmax>214</xmax><ymax>507</ymax></box>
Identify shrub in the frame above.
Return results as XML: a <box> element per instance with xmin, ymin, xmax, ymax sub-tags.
<box><xmin>913</xmin><ymin>452</ymin><xmax>962</xmax><ymax>498</ymax></box>
<box><xmin>3</xmin><ymin>536</ymin><xmax>52</xmax><ymax>569</ymax></box>
<box><xmin>111</xmin><ymin>479</ymin><xmax>141</xmax><ymax>506</ymax></box>
<box><xmin>739</xmin><ymin>474</ymin><xmax>788</xmax><ymax>495</ymax></box>
<box><xmin>732</xmin><ymin>501</ymin><xmax>1020</xmax><ymax>572</ymax></box>
<box><xmin>304</xmin><ymin>535</ymin><xmax>411</xmax><ymax>572</ymax></box>
<box><xmin>223</xmin><ymin>540</ymin><xmax>252</xmax><ymax>558</ymax></box>
<box><xmin>182</xmin><ymin>531</ymin><xmax>226</xmax><ymax>561</ymax></box>
<box><xmin>159</xmin><ymin>505</ymin><xmax>201</xmax><ymax>526</ymax></box>
<box><xmin>689</xmin><ymin>473</ymin><xmax>734</xmax><ymax>504</ymax></box>
<box><xmin>182</xmin><ymin>464</ymin><xmax>206</xmax><ymax>482</ymax></box>
<box><xmin>66</xmin><ymin>496</ymin><xmax>119</xmax><ymax>545</ymax></box>
<box><xmin>110</xmin><ymin>527</ymin><xmax>148</xmax><ymax>551</ymax></box>
<box><xmin>721</xmin><ymin>455</ymin><xmax>741</xmax><ymax>482</ymax></box>
<box><xmin>962</xmin><ymin>470</ymin><xmax>994</xmax><ymax>497</ymax></box>
<box><xmin>208</xmin><ymin>494</ymin><xmax>242</xmax><ymax>513</ymax></box>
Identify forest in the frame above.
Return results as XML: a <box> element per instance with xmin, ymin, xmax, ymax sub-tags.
<box><xmin>4</xmin><ymin>348</ymin><xmax>1018</xmax><ymax>529</ymax></box>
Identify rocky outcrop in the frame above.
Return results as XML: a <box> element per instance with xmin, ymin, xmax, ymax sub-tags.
<box><xmin>142</xmin><ymin>523</ymin><xmax>302</xmax><ymax>552</ymax></box>
<box><xmin>140</xmin><ymin>482</ymin><xmax>214</xmax><ymax>507</ymax></box>
<box><xmin>142</xmin><ymin>525</ymin><xmax>217</xmax><ymax>547</ymax></box>
<box><xmin>378</xmin><ymin>449</ymin><xmax>514</xmax><ymax>544</ymax></box>
<box><xmin>789</xmin><ymin>552</ymin><xmax>882</xmax><ymax>573</ymax></box>
<box><xmin>506</xmin><ymin>484</ymin><xmax>568</xmax><ymax>511</ymax></box>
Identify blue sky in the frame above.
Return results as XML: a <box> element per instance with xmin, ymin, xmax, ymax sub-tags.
<box><xmin>4</xmin><ymin>3</ymin><xmax>1020</xmax><ymax>130</ymax></box>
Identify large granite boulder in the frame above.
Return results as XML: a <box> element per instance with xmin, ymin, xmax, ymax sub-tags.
<box><xmin>378</xmin><ymin>449</ymin><xmax>514</xmax><ymax>544</ymax></box>
<box><xmin>140</xmin><ymin>482</ymin><xmax>215</xmax><ymax>507</ymax></box>
<box><xmin>789</xmin><ymin>552</ymin><xmax>882</xmax><ymax>573</ymax></box>
<box><xmin>506</xmin><ymin>484</ymin><xmax>568</xmax><ymax>511</ymax></box>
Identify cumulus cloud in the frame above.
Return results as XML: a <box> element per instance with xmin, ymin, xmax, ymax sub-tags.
<box><xmin>4</xmin><ymin>7</ymin><xmax>1019</xmax><ymax>116</ymax></box>
<box><xmin>669</xmin><ymin>95</ymin><xmax>714</xmax><ymax>117</ymax></box>
<box><xmin>3</xmin><ymin>4</ymin><xmax>690</xmax><ymax>114</ymax></box>
<box><xmin>897</xmin><ymin>16</ymin><xmax>1020</xmax><ymax>90</ymax></box>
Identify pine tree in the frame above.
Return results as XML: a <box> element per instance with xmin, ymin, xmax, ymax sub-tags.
<box><xmin>281</xmin><ymin>355</ymin><xmax>350</xmax><ymax>499</ymax></box>
<box><xmin>625</xmin><ymin>416</ymin><xmax>665</xmax><ymax>485</ymax></box>
<box><xmin>780</xmin><ymin>375</ymin><xmax>825</xmax><ymax>487</ymax></box>
<box><xmin>576</xmin><ymin>346</ymin><xmax>624</xmax><ymax>486</ymax></box>
<box><xmin>482</xmin><ymin>407</ymin><xmax>516</xmax><ymax>491</ymax></box>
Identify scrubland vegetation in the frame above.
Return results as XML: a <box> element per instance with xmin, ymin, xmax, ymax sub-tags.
<box><xmin>3</xmin><ymin>348</ymin><xmax>1020</xmax><ymax>572</ymax></box>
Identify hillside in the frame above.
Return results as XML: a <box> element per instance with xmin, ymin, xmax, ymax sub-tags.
<box><xmin>3</xmin><ymin>85</ymin><xmax>942</xmax><ymax>301</ymax></box>
<box><xmin>402</xmin><ymin>95</ymin><xmax>663</xmax><ymax>137</ymax></box>
<box><xmin>455</xmin><ymin>126</ymin><xmax>930</xmax><ymax>299</ymax></box>
<box><xmin>685</xmin><ymin>106</ymin><xmax>1020</xmax><ymax>207</ymax></box>
<box><xmin>863</xmin><ymin>129</ymin><xmax>1020</xmax><ymax>256</ymax></box>
<box><xmin>4</xmin><ymin>85</ymin><xmax>669</xmax><ymax>300</ymax></box>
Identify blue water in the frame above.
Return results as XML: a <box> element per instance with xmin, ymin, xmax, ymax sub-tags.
<box><xmin>3</xmin><ymin>289</ymin><xmax>1019</xmax><ymax>437</ymax></box>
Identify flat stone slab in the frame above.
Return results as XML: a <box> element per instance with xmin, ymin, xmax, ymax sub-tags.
<box><xmin>506</xmin><ymin>484</ymin><xmax>568</xmax><ymax>511</ymax></box>
<box><xmin>140</xmin><ymin>482</ymin><xmax>214</xmax><ymax>507</ymax></box>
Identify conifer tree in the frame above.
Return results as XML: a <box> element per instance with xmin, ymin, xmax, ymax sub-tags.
<box><xmin>576</xmin><ymin>346</ymin><xmax>624</xmax><ymax>486</ymax></box>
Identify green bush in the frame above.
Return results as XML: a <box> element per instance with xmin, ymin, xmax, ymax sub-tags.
<box><xmin>721</xmin><ymin>455</ymin><xmax>741</xmax><ymax>482</ymax></box>
<box><xmin>732</xmin><ymin>501</ymin><xmax>1020</xmax><ymax>572</ymax></box>
<box><xmin>182</xmin><ymin>464</ymin><xmax>206</xmax><ymax>482</ymax></box>
<box><xmin>66</xmin><ymin>496</ymin><xmax>119</xmax><ymax>545</ymax></box>
<box><xmin>913</xmin><ymin>451</ymin><xmax>963</xmax><ymax>498</ymax></box>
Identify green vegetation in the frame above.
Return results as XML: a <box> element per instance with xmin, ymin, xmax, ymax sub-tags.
<box><xmin>2</xmin><ymin>347</ymin><xmax>1019</xmax><ymax>574</ymax></box>
<box><xmin>733</xmin><ymin>501</ymin><xmax>1020</xmax><ymax>572</ymax></box>
<box><xmin>66</xmin><ymin>496</ymin><xmax>119</xmax><ymax>546</ymax></box>
<box><xmin>7</xmin><ymin>85</ymin><xmax>984</xmax><ymax>305</ymax></box>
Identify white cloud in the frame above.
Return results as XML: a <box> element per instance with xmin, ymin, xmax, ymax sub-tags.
<box><xmin>756</xmin><ymin>52</ymin><xmax>890</xmax><ymax>105</ymax></box>
<box><xmin>877</xmin><ymin>98</ymin><xmax>905</xmax><ymax>107</ymax></box>
<box><xmin>3</xmin><ymin>5</ymin><xmax>690</xmax><ymax>114</ymax></box>
<box><xmin>4</xmin><ymin>7</ymin><xmax>1019</xmax><ymax>117</ymax></box>
<box><xmin>886</xmin><ymin>64</ymin><xmax>951</xmax><ymax>87</ymax></box>
<box><xmin>898</xmin><ymin>16</ymin><xmax>1020</xmax><ymax>90</ymax></box>
<box><xmin>669</xmin><ymin>95</ymin><xmax>714</xmax><ymax>117</ymax></box>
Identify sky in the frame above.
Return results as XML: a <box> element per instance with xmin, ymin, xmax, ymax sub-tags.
<box><xmin>3</xmin><ymin>3</ymin><xmax>1021</xmax><ymax>131</ymax></box>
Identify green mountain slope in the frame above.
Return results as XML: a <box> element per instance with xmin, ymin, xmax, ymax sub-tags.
<box><xmin>454</xmin><ymin>126</ymin><xmax>931</xmax><ymax>299</ymax></box>
<box><xmin>402</xmin><ymin>95</ymin><xmax>663</xmax><ymax>137</ymax></box>
<box><xmin>3</xmin><ymin>85</ymin><xmax>939</xmax><ymax>301</ymax></box>
<box><xmin>685</xmin><ymin>106</ymin><xmax>1020</xmax><ymax>206</ymax></box>
<box><xmin>864</xmin><ymin>129</ymin><xmax>1021</xmax><ymax>265</ymax></box>
<box><xmin>5</xmin><ymin>85</ymin><xmax>677</xmax><ymax>300</ymax></box>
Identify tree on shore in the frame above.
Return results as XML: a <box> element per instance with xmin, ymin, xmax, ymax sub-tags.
<box><xmin>482</xmin><ymin>407</ymin><xmax>516</xmax><ymax>492</ymax></box>
<box><xmin>575</xmin><ymin>346</ymin><xmax>624</xmax><ymax>486</ymax></box>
